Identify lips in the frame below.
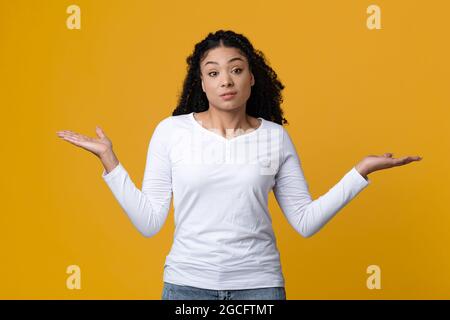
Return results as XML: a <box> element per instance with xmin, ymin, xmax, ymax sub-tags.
<box><xmin>220</xmin><ymin>91</ymin><xmax>237</xmax><ymax>97</ymax></box>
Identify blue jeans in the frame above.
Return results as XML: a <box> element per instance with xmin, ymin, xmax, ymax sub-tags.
<box><xmin>161</xmin><ymin>282</ymin><xmax>286</xmax><ymax>300</ymax></box>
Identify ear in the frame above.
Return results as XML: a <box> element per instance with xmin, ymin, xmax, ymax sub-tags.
<box><xmin>250</xmin><ymin>73</ymin><xmax>255</xmax><ymax>86</ymax></box>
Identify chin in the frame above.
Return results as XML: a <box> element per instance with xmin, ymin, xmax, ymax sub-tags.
<box><xmin>224</xmin><ymin>106</ymin><xmax>245</xmax><ymax>113</ymax></box>
<box><xmin>219</xmin><ymin>100</ymin><xmax>247</xmax><ymax>110</ymax></box>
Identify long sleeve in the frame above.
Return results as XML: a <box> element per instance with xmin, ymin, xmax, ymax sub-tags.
<box><xmin>273</xmin><ymin>127</ymin><xmax>370</xmax><ymax>238</ymax></box>
<box><xmin>101</xmin><ymin>117</ymin><xmax>173</xmax><ymax>237</ymax></box>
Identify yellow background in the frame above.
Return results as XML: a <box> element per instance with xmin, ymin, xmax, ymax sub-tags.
<box><xmin>1</xmin><ymin>0</ymin><xmax>449</xmax><ymax>299</ymax></box>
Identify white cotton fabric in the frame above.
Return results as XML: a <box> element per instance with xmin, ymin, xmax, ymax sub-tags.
<box><xmin>102</xmin><ymin>112</ymin><xmax>370</xmax><ymax>290</ymax></box>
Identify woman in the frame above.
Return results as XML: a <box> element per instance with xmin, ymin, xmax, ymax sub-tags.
<box><xmin>56</xmin><ymin>30</ymin><xmax>422</xmax><ymax>300</ymax></box>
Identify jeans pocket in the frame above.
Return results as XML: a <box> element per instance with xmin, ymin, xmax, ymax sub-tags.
<box><xmin>161</xmin><ymin>284</ymin><xmax>171</xmax><ymax>300</ymax></box>
<box><xmin>280</xmin><ymin>287</ymin><xmax>286</xmax><ymax>300</ymax></box>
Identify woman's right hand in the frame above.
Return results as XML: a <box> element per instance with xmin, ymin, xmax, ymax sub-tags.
<box><xmin>56</xmin><ymin>126</ymin><xmax>113</xmax><ymax>159</ymax></box>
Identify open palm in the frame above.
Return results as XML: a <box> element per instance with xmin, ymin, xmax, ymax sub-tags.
<box><xmin>356</xmin><ymin>152</ymin><xmax>422</xmax><ymax>178</ymax></box>
<box><xmin>365</xmin><ymin>153</ymin><xmax>422</xmax><ymax>171</ymax></box>
<box><xmin>56</xmin><ymin>126</ymin><xmax>112</xmax><ymax>158</ymax></box>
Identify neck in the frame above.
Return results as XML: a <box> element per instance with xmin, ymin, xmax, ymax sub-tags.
<box><xmin>205</xmin><ymin>108</ymin><xmax>255</xmax><ymax>137</ymax></box>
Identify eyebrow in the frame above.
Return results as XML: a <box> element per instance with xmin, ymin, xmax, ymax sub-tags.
<box><xmin>203</xmin><ymin>57</ymin><xmax>245</xmax><ymax>67</ymax></box>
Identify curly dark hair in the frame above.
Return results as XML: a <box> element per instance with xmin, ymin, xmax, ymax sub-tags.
<box><xmin>171</xmin><ymin>30</ymin><xmax>288</xmax><ymax>126</ymax></box>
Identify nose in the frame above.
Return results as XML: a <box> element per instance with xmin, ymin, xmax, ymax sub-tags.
<box><xmin>220</xmin><ymin>74</ymin><xmax>234</xmax><ymax>87</ymax></box>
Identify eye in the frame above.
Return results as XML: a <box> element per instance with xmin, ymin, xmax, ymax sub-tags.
<box><xmin>208</xmin><ymin>71</ymin><xmax>218</xmax><ymax>77</ymax></box>
<box><xmin>233</xmin><ymin>68</ymin><xmax>243</xmax><ymax>74</ymax></box>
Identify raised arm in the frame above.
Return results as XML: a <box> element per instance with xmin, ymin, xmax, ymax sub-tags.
<box><xmin>101</xmin><ymin>119</ymin><xmax>173</xmax><ymax>237</ymax></box>
<box><xmin>273</xmin><ymin>127</ymin><xmax>422</xmax><ymax>238</ymax></box>
<box><xmin>57</xmin><ymin>118</ymin><xmax>173</xmax><ymax>237</ymax></box>
<box><xmin>273</xmin><ymin>127</ymin><xmax>370</xmax><ymax>238</ymax></box>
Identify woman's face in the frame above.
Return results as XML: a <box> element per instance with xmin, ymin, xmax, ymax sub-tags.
<box><xmin>199</xmin><ymin>46</ymin><xmax>254</xmax><ymax>112</ymax></box>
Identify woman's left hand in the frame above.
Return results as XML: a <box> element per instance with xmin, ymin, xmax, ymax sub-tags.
<box><xmin>355</xmin><ymin>153</ymin><xmax>422</xmax><ymax>179</ymax></box>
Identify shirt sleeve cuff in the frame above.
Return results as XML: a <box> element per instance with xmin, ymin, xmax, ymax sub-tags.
<box><xmin>350</xmin><ymin>166</ymin><xmax>371</xmax><ymax>186</ymax></box>
<box><xmin>101</xmin><ymin>162</ymin><xmax>124</xmax><ymax>182</ymax></box>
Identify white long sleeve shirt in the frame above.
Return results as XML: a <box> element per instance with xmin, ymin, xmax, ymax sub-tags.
<box><xmin>101</xmin><ymin>112</ymin><xmax>370</xmax><ymax>290</ymax></box>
